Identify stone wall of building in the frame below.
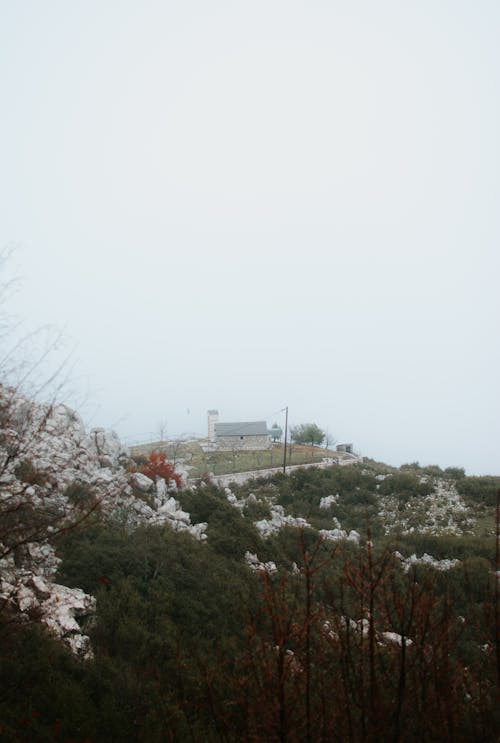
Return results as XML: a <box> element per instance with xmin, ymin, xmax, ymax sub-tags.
<box><xmin>216</xmin><ymin>434</ymin><xmax>271</xmax><ymax>451</ymax></box>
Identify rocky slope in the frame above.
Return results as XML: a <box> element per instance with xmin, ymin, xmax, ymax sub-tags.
<box><xmin>0</xmin><ymin>384</ymin><xmax>483</xmax><ymax>659</ymax></box>
<box><xmin>0</xmin><ymin>386</ymin><xmax>207</xmax><ymax>656</ymax></box>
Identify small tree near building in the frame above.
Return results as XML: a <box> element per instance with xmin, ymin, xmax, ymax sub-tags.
<box><xmin>290</xmin><ymin>423</ymin><xmax>325</xmax><ymax>448</ymax></box>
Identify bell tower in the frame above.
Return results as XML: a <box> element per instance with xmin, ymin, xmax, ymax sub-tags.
<box><xmin>207</xmin><ymin>409</ymin><xmax>219</xmax><ymax>443</ymax></box>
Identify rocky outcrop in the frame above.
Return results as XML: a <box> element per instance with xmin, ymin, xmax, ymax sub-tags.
<box><xmin>129</xmin><ymin>471</ymin><xmax>154</xmax><ymax>492</ymax></box>
<box><xmin>87</xmin><ymin>427</ymin><xmax>126</xmax><ymax>468</ymax></box>
<box><xmin>0</xmin><ymin>387</ymin><xmax>207</xmax><ymax>655</ymax></box>
<box><xmin>245</xmin><ymin>551</ymin><xmax>277</xmax><ymax>574</ymax></box>
<box><xmin>0</xmin><ymin>567</ymin><xmax>95</xmax><ymax>658</ymax></box>
<box><xmin>255</xmin><ymin>505</ymin><xmax>310</xmax><ymax>538</ymax></box>
<box><xmin>396</xmin><ymin>551</ymin><xmax>460</xmax><ymax>572</ymax></box>
<box><xmin>377</xmin><ymin>478</ymin><xmax>473</xmax><ymax>536</ymax></box>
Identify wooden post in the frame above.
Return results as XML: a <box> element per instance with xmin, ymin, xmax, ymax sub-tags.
<box><xmin>283</xmin><ymin>406</ymin><xmax>288</xmax><ymax>474</ymax></box>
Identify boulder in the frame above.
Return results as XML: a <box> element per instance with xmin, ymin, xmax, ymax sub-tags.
<box><xmin>156</xmin><ymin>477</ymin><xmax>167</xmax><ymax>504</ymax></box>
<box><xmin>16</xmin><ymin>584</ymin><xmax>37</xmax><ymax>613</ymax></box>
<box><xmin>88</xmin><ymin>428</ymin><xmax>124</xmax><ymax>466</ymax></box>
<box><xmin>171</xmin><ymin>509</ymin><xmax>190</xmax><ymax>523</ymax></box>
<box><xmin>129</xmin><ymin>472</ymin><xmax>154</xmax><ymax>492</ymax></box>
<box><xmin>30</xmin><ymin>575</ymin><xmax>52</xmax><ymax>599</ymax></box>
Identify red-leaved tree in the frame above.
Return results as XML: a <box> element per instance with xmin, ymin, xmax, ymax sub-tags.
<box><xmin>140</xmin><ymin>451</ymin><xmax>183</xmax><ymax>489</ymax></box>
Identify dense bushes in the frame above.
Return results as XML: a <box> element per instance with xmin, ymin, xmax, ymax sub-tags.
<box><xmin>3</xmin><ymin>466</ymin><xmax>500</xmax><ymax>740</ymax></box>
<box><xmin>57</xmin><ymin>521</ymin><xmax>257</xmax><ymax>643</ymax></box>
<box><xmin>456</xmin><ymin>475</ymin><xmax>500</xmax><ymax>506</ymax></box>
<box><xmin>178</xmin><ymin>486</ymin><xmax>263</xmax><ymax>559</ymax></box>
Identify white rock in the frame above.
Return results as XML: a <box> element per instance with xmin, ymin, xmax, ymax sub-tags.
<box><xmin>189</xmin><ymin>522</ymin><xmax>208</xmax><ymax>540</ymax></box>
<box><xmin>400</xmin><ymin>552</ymin><xmax>459</xmax><ymax>572</ymax></box>
<box><xmin>92</xmin><ymin>468</ymin><xmax>114</xmax><ymax>484</ymax></box>
<box><xmin>319</xmin><ymin>528</ymin><xmax>347</xmax><ymax>541</ymax></box>
<box><xmin>88</xmin><ymin>428</ymin><xmax>123</xmax><ymax>465</ymax></box>
<box><xmin>67</xmin><ymin>633</ymin><xmax>93</xmax><ymax>659</ymax></box>
<box><xmin>245</xmin><ymin>551</ymin><xmax>277</xmax><ymax>574</ymax></box>
<box><xmin>172</xmin><ymin>509</ymin><xmax>190</xmax><ymax>523</ymax></box>
<box><xmin>16</xmin><ymin>585</ymin><xmax>37</xmax><ymax>613</ymax></box>
<box><xmin>320</xmin><ymin>494</ymin><xmax>339</xmax><ymax>509</ymax></box>
<box><xmin>159</xmin><ymin>496</ymin><xmax>179</xmax><ymax>515</ymax></box>
<box><xmin>30</xmin><ymin>575</ymin><xmax>51</xmax><ymax>599</ymax></box>
<box><xmin>156</xmin><ymin>477</ymin><xmax>167</xmax><ymax>503</ymax></box>
<box><xmin>130</xmin><ymin>472</ymin><xmax>154</xmax><ymax>492</ymax></box>
<box><xmin>133</xmin><ymin>500</ymin><xmax>154</xmax><ymax>517</ymax></box>
<box><xmin>98</xmin><ymin>455</ymin><xmax>114</xmax><ymax>468</ymax></box>
<box><xmin>42</xmin><ymin>584</ymin><xmax>95</xmax><ymax>633</ymax></box>
<box><xmin>380</xmin><ymin>631</ymin><xmax>412</xmax><ymax>646</ymax></box>
<box><xmin>255</xmin><ymin>506</ymin><xmax>312</xmax><ymax>538</ymax></box>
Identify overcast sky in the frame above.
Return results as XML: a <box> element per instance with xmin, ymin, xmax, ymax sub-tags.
<box><xmin>1</xmin><ymin>1</ymin><xmax>499</xmax><ymax>474</ymax></box>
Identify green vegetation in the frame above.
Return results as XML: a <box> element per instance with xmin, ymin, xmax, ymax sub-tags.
<box><xmin>456</xmin><ymin>475</ymin><xmax>500</xmax><ymax>506</ymax></box>
<box><xmin>2</xmin><ymin>464</ymin><xmax>500</xmax><ymax>740</ymax></box>
<box><xmin>290</xmin><ymin>422</ymin><xmax>325</xmax><ymax>447</ymax></box>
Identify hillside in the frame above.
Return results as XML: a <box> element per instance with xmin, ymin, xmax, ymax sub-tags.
<box><xmin>1</xmin><ymin>388</ymin><xmax>500</xmax><ymax>740</ymax></box>
<box><xmin>129</xmin><ymin>438</ymin><xmax>356</xmax><ymax>479</ymax></box>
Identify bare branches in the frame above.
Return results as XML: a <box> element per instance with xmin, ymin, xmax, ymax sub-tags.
<box><xmin>0</xmin><ymin>248</ymin><xmax>97</xmax><ymax>583</ymax></box>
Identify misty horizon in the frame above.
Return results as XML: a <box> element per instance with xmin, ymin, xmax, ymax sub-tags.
<box><xmin>1</xmin><ymin>1</ymin><xmax>498</xmax><ymax>476</ymax></box>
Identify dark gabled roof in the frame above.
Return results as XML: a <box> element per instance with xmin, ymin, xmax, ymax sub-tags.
<box><xmin>215</xmin><ymin>421</ymin><xmax>269</xmax><ymax>437</ymax></box>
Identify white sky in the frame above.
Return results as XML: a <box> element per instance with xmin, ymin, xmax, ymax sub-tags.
<box><xmin>1</xmin><ymin>0</ymin><xmax>499</xmax><ymax>474</ymax></box>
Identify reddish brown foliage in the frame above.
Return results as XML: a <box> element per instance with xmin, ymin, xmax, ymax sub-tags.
<box><xmin>140</xmin><ymin>451</ymin><xmax>183</xmax><ymax>489</ymax></box>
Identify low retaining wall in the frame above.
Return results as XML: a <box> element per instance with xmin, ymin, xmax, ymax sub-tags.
<box><xmin>187</xmin><ymin>456</ymin><xmax>363</xmax><ymax>489</ymax></box>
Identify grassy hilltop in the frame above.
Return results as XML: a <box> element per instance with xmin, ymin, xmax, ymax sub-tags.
<box><xmin>130</xmin><ymin>439</ymin><xmax>352</xmax><ymax>478</ymax></box>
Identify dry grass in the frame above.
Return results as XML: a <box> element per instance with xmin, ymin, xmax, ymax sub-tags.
<box><xmin>129</xmin><ymin>439</ymin><xmax>343</xmax><ymax>478</ymax></box>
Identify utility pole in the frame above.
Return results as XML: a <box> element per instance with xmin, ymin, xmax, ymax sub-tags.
<box><xmin>282</xmin><ymin>406</ymin><xmax>288</xmax><ymax>473</ymax></box>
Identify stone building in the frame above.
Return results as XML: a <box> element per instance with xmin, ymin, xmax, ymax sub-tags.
<box><xmin>207</xmin><ymin>410</ymin><xmax>278</xmax><ymax>451</ymax></box>
<box><xmin>336</xmin><ymin>443</ymin><xmax>354</xmax><ymax>454</ymax></box>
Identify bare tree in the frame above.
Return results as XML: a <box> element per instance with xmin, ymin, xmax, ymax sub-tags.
<box><xmin>0</xmin><ymin>249</ymin><xmax>101</xmax><ymax>573</ymax></box>
<box><xmin>324</xmin><ymin>428</ymin><xmax>336</xmax><ymax>451</ymax></box>
<box><xmin>158</xmin><ymin>419</ymin><xmax>168</xmax><ymax>444</ymax></box>
<box><xmin>170</xmin><ymin>437</ymin><xmax>184</xmax><ymax>467</ymax></box>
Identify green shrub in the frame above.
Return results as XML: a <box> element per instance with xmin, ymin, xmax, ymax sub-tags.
<box><xmin>243</xmin><ymin>498</ymin><xmax>272</xmax><ymax>521</ymax></box>
<box><xmin>64</xmin><ymin>481</ymin><xmax>97</xmax><ymax>508</ymax></box>
<box><xmin>378</xmin><ymin>472</ymin><xmax>432</xmax><ymax>499</ymax></box>
<box><xmin>456</xmin><ymin>476</ymin><xmax>500</xmax><ymax>506</ymax></box>
<box><xmin>14</xmin><ymin>458</ymin><xmax>49</xmax><ymax>486</ymax></box>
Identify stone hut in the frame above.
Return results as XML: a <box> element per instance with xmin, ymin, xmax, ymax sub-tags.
<box><xmin>207</xmin><ymin>410</ymin><xmax>274</xmax><ymax>451</ymax></box>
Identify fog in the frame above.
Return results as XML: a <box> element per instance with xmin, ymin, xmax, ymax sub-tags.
<box><xmin>1</xmin><ymin>1</ymin><xmax>499</xmax><ymax>474</ymax></box>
